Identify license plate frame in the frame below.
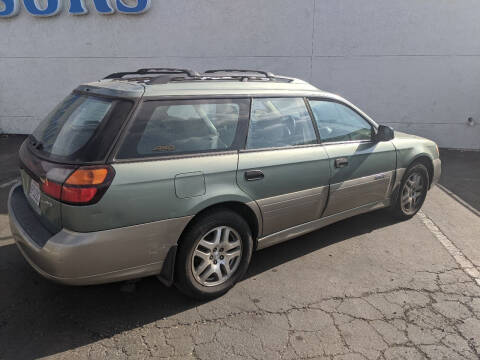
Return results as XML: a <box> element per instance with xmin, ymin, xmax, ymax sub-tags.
<box><xmin>29</xmin><ymin>180</ymin><xmax>41</xmax><ymax>207</ymax></box>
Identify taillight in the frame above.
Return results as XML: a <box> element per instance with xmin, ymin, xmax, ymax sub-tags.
<box><xmin>61</xmin><ymin>187</ymin><xmax>98</xmax><ymax>204</ymax></box>
<box><xmin>41</xmin><ymin>179</ymin><xmax>62</xmax><ymax>199</ymax></box>
<box><xmin>40</xmin><ymin>166</ymin><xmax>115</xmax><ymax>205</ymax></box>
<box><xmin>65</xmin><ymin>168</ymin><xmax>108</xmax><ymax>186</ymax></box>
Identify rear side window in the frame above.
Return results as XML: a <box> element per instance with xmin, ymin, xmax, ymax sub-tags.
<box><xmin>30</xmin><ymin>94</ymin><xmax>133</xmax><ymax>163</ymax></box>
<box><xmin>117</xmin><ymin>99</ymin><xmax>250</xmax><ymax>159</ymax></box>
<box><xmin>308</xmin><ymin>100</ymin><xmax>373</xmax><ymax>142</ymax></box>
<box><xmin>246</xmin><ymin>98</ymin><xmax>317</xmax><ymax>150</ymax></box>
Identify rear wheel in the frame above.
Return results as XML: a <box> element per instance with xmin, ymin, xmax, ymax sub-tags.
<box><xmin>392</xmin><ymin>163</ymin><xmax>429</xmax><ymax>219</ymax></box>
<box><xmin>175</xmin><ymin>209</ymin><xmax>253</xmax><ymax>300</ymax></box>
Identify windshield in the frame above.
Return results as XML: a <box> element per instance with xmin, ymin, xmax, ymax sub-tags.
<box><xmin>30</xmin><ymin>93</ymin><xmax>133</xmax><ymax>163</ymax></box>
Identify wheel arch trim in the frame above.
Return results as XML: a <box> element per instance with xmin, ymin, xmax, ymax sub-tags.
<box><xmin>407</xmin><ymin>153</ymin><xmax>435</xmax><ymax>188</ymax></box>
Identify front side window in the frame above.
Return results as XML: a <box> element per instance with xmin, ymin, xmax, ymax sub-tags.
<box><xmin>246</xmin><ymin>98</ymin><xmax>317</xmax><ymax>149</ymax></box>
<box><xmin>308</xmin><ymin>100</ymin><xmax>373</xmax><ymax>142</ymax></box>
<box><xmin>117</xmin><ymin>99</ymin><xmax>250</xmax><ymax>159</ymax></box>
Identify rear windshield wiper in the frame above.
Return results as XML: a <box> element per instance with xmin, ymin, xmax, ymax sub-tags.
<box><xmin>29</xmin><ymin>135</ymin><xmax>44</xmax><ymax>151</ymax></box>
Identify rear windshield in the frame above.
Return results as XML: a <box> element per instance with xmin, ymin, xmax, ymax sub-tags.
<box><xmin>30</xmin><ymin>93</ymin><xmax>133</xmax><ymax>163</ymax></box>
<box><xmin>116</xmin><ymin>98</ymin><xmax>250</xmax><ymax>159</ymax></box>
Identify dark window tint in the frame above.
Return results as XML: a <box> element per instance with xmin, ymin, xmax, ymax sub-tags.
<box><xmin>309</xmin><ymin>100</ymin><xmax>372</xmax><ymax>142</ymax></box>
<box><xmin>117</xmin><ymin>99</ymin><xmax>250</xmax><ymax>159</ymax></box>
<box><xmin>246</xmin><ymin>98</ymin><xmax>317</xmax><ymax>149</ymax></box>
<box><xmin>30</xmin><ymin>94</ymin><xmax>133</xmax><ymax>162</ymax></box>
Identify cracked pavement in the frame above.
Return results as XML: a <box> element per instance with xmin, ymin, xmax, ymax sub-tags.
<box><xmin>0</xmin><ymin>139</ymin><xmax>479</xmax><ymax>359</ymax></box>
<box><xmin>1</xmin><ymin>187</ymin><xmax>479</xmax><ymax>359</ymax></box>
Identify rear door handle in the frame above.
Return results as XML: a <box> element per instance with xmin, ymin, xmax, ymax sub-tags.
<box><xmin>334</xmin><ymin>158</ymin><xmax>349</xmax><ymax>168</ymax></box>
<box><xmin>245</xmin><ymin>170</ymin><xmax>265</xmax><ymax>181</ymax></box>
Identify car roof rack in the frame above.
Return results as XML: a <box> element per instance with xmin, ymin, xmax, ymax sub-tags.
<box><xmin>102</xmin><ymin>68</ymin><xmax>293</xmax><ymax>84</ymax></box>
<box><xmin>104</xmin><ymin>68</ymin><xmax>200</xmax><ymax>80</ymax></box>
<box><xmin>201</xmin><ymin>69</ymin><xmax>293</xmax><ymax>83</ymax></box>
<box><xmin>204</xmin><ymin>69</ymin><xmax>276</xmax><ymax>78</ymax></box>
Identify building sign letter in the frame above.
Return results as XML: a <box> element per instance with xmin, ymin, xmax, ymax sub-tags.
<box><xmin>0</xmin><ymin>0</ymin><xmax>151</xmax><ymax>17</ymax></box>
<box><xmin>69</xmin><ymin>0</ymin><xmax>115</xmax><ymax>15</ymax></box>
<box><xmin>116</xmin><ymin>0</ymin><xmax>150</xmax><ymax>14</ymax></box>
<box><xmin>0</xmin><ymin>0</ymin><xmax>20</xmax><ymax>17</ymax></box>
<box><xmin>23</xmin><ymin>0</ymin><xmax>62</xmax><ymax>16</ymax></box>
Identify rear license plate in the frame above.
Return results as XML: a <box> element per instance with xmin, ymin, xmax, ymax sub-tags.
<box><xmin>29</xmin><ymin>180</ymin><xmax>41</xmax><ymax>207</ymax></box>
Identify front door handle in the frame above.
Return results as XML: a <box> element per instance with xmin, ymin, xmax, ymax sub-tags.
<box><xmin>334</xmin><ymin>158</ymin><xmax>349</xmax><ymax>168</ymax></box>
<box><xmin>245</xmin><ymin>170</ymin><xmax>265</xmax><ymax>181</ymax></box>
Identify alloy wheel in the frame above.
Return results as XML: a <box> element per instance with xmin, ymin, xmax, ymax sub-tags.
<box><xmin>191</xmin><ymin>226</ymin><xmax>243</xmax><ymax>287</ymax></box>
<box><xmin>401</xmin><ymin>172</ymin><xmax>426</xmax><ymax>215</ymax></box>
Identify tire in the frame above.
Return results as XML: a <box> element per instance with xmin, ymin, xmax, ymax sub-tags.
<box><xmin>174</xmin><ymin>209</ymin><xmax>253</xmax><ymax>300</ymax></box>
<box><xmin>391</xmin><ymin>163</ymin><xmax>430</xmax><ymax>220</ymax></box>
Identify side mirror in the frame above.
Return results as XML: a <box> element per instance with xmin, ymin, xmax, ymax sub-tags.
<box><xmin>374</xmin><ymin>125</ymin><xmax>395</xmax><ymax>142</ymax></box>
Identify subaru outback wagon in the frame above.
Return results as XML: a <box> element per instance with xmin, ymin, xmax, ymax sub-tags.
<box><xmin>8</xmin><ymin>68</ymin><xmax>441</xmax><ymax>299</ymax></box>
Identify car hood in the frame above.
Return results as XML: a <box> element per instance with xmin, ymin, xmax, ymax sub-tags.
<box><xmin>393</xmin><ymin>131</ymin><xmax>427</xmax><ymax>141</ymax></box>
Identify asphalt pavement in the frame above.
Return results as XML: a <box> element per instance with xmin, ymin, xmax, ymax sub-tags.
<box><xmin>0</xmin><ymin>134</ymin><xmax>479</xmax><ymax>360</ymax></box>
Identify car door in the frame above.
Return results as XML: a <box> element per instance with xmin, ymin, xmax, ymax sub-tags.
<box><xmin>308</xmin><ymin>99</ymin><xmax>396</xmax><ymax>217</ymax></box>
<box><xmin>237</xmin><ymin>97</ymin><xmax>331</xmax><ymax>236</ymax></box>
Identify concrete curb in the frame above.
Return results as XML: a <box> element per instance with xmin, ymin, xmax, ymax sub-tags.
<box><xmin>436</xmin><ymin>184</ymin><xmax>480</xmax><ymax>217</ymax></box>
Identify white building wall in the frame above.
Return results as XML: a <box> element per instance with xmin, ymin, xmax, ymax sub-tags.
<box><xmin>0</xmin><ymin>0</ymin><xmax>479</xmax><ymax>149</ymax></box>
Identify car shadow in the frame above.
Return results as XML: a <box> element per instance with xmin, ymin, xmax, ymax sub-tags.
<box><xmin>439</xmin><ymin>149</ymin><xmax>480</xmax><ymax>212</ymax></box>
<box><xmin>0</xmin><ymin>209</ymin><xmax>402</xmax><ymax>359</ymax></box>
<box><xmin>0</xmin><ymin>187</ymin><xmax>11</xmax><ymax>215</ymax></box>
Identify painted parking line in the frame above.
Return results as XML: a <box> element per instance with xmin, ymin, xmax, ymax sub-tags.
<box><xmin>418</xmin><ymin>210</ymin><xmax>480</xmax><ymax>286</ymax></box>
<box><xmin>0</xmin><ymin>178</ymin><xmax>19</xmax><ymax>189</ymax></box>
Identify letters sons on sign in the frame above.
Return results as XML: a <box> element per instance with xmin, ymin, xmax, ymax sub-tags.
<box><xmin>0</xmin><ymin>0</ymin><xmax>151</xmax><ymax>17</ymax></box>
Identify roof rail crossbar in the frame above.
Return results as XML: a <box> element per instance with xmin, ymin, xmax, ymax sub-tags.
<box><xmin>204</xmin><ymin>69</ymin><xmax>275</xmax><ymax>78</ymax></box>
<box><xmin>137</xmin><ymin>68</ymin><xmax>200</xmax><ymax>77</ymax></box>
<box><xmin>104</xmin><ymin>68</ymin><xmax>200</xmax><ymax>80</ymax></box>
<box><xmin>104</xmin><ymin>71</ymin><xmax>143</xmax><ymax>79</ymax></box>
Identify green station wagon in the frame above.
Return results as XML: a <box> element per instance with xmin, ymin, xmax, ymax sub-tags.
<box><xmin>8</xmin><ymin>68</ymin><xmax>441</xmax><ymax>299</ymax></box>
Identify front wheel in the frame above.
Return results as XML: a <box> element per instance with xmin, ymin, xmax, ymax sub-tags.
<box><xmin>175</xmin><ymin>209</ymin><xmax>253</xmax><ymax>300</ymax></box>
<box><xmin>391</xmin><ymin>163</ymin><xmax>429</xmax><ymax>219</ymax></box>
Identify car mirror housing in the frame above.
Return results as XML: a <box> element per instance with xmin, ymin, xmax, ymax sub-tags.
<box><xmin>374</xmin><ymin>125</ymin><xmax>395</xmax><ymax>142</ymax></box>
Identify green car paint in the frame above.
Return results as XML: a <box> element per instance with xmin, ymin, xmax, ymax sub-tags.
<box><xmin>61</xmin><ymin>153</ymin><xmax>253</xmax><ymax>232</ymax></box>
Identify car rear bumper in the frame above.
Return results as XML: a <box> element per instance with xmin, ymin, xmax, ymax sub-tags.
<box><xmin>432</xmin><ymin>158</ymin><xmax>442</xmax><ymax>186</ymax></box>
<box><xmin>8</xmin><ymin>184</ymin><xmax>192</xmax><ymax>286</ymax></box>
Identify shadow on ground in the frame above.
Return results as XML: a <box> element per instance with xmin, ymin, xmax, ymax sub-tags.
<box><xmin>0</xmin><ymin>209</ymin><xmax>401</xmax><ymax>359</ymax></box>
<box><xmin>0</xmin><ymin>135</ymin><xmax>25</xmax><ymax>183</ymax></box>
<box><xmin>439</xmin><ymin>148</ymin><xmax>480</xmax><ymax>212</ymax></box>
<box><xmin>0</xmin><ymin>135</ymin><xmax>26</xmax><ymax>215</ymax></box>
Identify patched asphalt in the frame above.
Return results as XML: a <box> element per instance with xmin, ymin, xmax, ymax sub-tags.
<box><xmin>0</xmin><ymin>136</ymin><xmax>479</xmax><ymax>359</ymax></box>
